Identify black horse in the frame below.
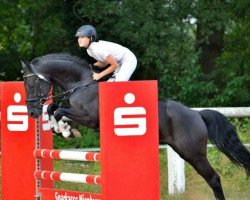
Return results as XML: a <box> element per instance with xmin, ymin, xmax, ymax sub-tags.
<box><xmin>21</xmin><ymin>53</ymin><xmax>250</xmax><ymax>200</ymax></box>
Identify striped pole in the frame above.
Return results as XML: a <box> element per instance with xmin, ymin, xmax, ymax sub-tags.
<box><xmin>34</xmin><ymin>170</ymin><xmax>101</xmax><ymax>185</ymax></box>
<box><xmin>34</xmin><ymin>149</ymin><xmax>100</xmax><ymax>162</ymax></box>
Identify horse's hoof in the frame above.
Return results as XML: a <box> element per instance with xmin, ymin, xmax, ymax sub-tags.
<box><xmin>71</xmin><ymin>129</ymin><xmax>82</xmax><ymax>138</ymax></box>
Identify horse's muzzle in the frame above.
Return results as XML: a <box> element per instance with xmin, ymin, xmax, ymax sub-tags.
<box><xmin>27</xmin><ymin>104</ymin><xmax>43</xmax><ymax>119</ymax></box>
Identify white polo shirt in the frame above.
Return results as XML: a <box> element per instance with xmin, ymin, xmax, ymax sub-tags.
<box><xmin>87</xmin><ymin>40</ymin><xmax>133</xmax><ymax>65</ymax></box>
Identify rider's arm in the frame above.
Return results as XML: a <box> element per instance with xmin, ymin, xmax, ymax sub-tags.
<box><xmin>93</xmin><ymin>61</ymin><xmax>107</xmax><ymax>68</ymax></box>
<box><xmin>93</xmin><ymin>55</ymin><xmax>118</xmax><ymax>80</ymax></box>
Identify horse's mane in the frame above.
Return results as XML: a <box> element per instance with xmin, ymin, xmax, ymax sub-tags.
<box><xmin>31</xmin><ymin>53</ymin><xmax>89</xmax><ymax>68</ymax></box>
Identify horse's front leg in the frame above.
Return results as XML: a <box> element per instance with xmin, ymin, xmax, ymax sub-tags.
<box><xmin>46</xmin><ymin>104</ymin><xmax>78</xmax><ymax>138</ymax></box>
<box><xmin>54</xmin><ymin>107</ymin><xmax>98</xmax><ymax>138</ymax></box>
<box><xmin>47</xmin><ymin>103</ymin><xmax>61</xmax><ymax>134</ymax></box>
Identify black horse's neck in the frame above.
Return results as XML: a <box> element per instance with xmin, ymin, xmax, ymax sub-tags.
<box><xmin>31</xmin><ymin>54</ymin><xmax>93</xmax><ymax>91</ymax></box>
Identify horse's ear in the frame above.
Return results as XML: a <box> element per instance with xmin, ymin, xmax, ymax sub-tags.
<box><xmin>21</xmin><ymin>60</ymin><xmax>31</xmax><ymax>70</ymax></box>
<box><xmin>21</xmin><ymin>60</ymin><xmax>27</xmax><ymax>69</ymax></box>
<box><xmin>21</xmin><ymin>60</ymin><xmax>31</xmax><ymax>74</ymax></box>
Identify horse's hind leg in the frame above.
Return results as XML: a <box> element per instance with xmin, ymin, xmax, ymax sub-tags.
<box><xmin>162</xmin><ymin>100</ymin><xmax>225</xmax><ymax>199</ymax></box>
<box><xmin>185</xmin><ymin>153</ymin><xmax>225</xmax><ymax>200</ymax></box>
<box><xmin>173</xmin><ymin>137</ymin><xmax>225</xmax><ymax>200</ymax></box>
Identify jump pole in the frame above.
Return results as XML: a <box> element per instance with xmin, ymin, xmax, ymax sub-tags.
<box><xmin>1</xmin><ymin>81</ymin><xmax>160</xmax><ymax>200</ymax></box>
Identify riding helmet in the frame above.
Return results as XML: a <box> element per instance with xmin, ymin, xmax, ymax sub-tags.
<box><xmin>75</xmin><ymin>25</ymin><xmax>98</xmax><ymax>41</ymax></box>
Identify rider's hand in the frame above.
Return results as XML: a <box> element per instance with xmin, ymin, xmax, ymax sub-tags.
<box><xmin>93</xmin><ymin>72</ymin><xmax>102</xmax><ymax>80</ymax></box>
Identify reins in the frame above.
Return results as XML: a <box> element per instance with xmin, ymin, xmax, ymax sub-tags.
<box><xmin>42</xmin><ymin>63</ymin><xmax>98</xmax><ymax>103</ymax></box>
<box><xmin>41</xmin><ymin>79</ymin><xmax>98</xmax><ymax>103</ymax></box>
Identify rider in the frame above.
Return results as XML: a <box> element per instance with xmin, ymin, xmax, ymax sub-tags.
<box><xmin>75</xmin><ymin>25</ymin><xmax>137</xmax><ymax>82</ymax></box>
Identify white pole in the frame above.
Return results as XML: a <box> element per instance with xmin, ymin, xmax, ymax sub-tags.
<box><xmin>193</xmin><ymin>107</ymin><xmax>250</xmax><ymax>117</ymax></box>
<box><xmin>167</xmin><ymin>146</ymin><xmax>185</xmax><ymax>194</ymax></box>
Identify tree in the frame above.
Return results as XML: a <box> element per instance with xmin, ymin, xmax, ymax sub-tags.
<box><xmin>0</xmin><ymin>0</ymin><xmax>249</xmax><ymax>106</ymax></box>
<box><xmin>0</xmin><ymin>0</ymin><xmax>75</xmax><ymax>80</ymax></box>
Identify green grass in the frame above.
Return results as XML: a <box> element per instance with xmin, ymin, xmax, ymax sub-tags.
<box><xmin>54</xmin><ymin>148</ymin><xmax>250</xmax><ymax>200</ymax></box>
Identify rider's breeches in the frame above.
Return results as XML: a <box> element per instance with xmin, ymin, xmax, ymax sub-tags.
<box><xmin>109</xmin><ymin>52</ymin><xmax>137</xmax><ymax>82</ymax></box>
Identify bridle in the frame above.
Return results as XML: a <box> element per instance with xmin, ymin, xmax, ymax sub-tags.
<box><xmin>23</xmin><ymin>66</ymin><xmax>52</xmax><ymax>105</ymax></box>
<box><xmin>23</xmin><ymin>63</ymin><xmax>97</xmax><ymax>106</ymax></box>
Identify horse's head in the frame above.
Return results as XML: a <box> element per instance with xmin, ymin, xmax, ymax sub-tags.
<box><xmin>21</xmin><ymin>60</ymin><xmax>51</xmax><ymax>118</ymax></box>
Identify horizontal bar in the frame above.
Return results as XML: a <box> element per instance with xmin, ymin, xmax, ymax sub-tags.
<box><xmin>34</xmin><ymin>170</ymin><xmax>101</xmax><ymax>185</ymax></box>
<box><xmin>192</xmin><ymin>107</ymin><xmax>250</xmax><ymax>117</ymax></box>
<box><xmin>34</xmin><ymin>149</ymin><xmax>100</xmax><ymax>162</ymax></box>
<box><xmin>160</xmin><ymin>144</ymin><xmax>250</xmax><ymax>149</ymax></box>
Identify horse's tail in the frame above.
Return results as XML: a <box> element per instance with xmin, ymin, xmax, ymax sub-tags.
<box><xmin>199</xmin><ymin>109</ymin><xmax>250</xmax><ymax>176</ymax></box>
